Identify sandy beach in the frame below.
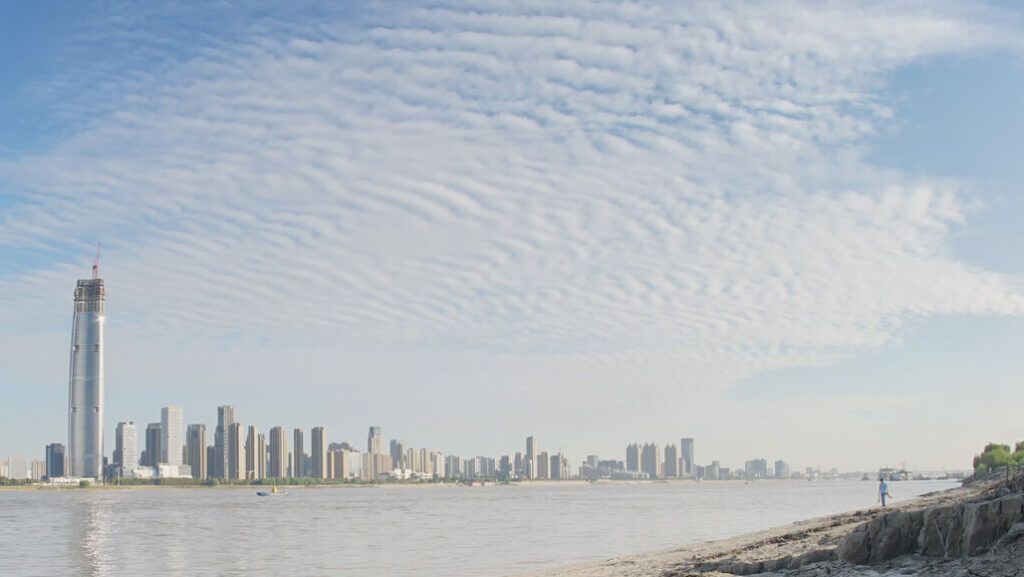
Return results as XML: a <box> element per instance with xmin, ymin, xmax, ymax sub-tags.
<box><xmin>511</xmin><ymin>476</ymin><xmax>1024</xmax><ymax>577</ymax></box>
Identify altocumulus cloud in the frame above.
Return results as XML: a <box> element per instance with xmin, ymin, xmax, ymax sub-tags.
<box><xmin>1</xmin><ymin>1</ymin><xmax>1023</xmax><ymax>462</ymax></box>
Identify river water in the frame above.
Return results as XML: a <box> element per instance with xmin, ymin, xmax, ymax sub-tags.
<box><xmin>0</xmin><ymin>479</ymin><xmax>957</xmax><ymax>576</ymax></box>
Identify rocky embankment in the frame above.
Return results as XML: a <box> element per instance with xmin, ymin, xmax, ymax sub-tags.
<box><xmin>514</xmin><ymin>474</ymin><xmax>1024</xmax><ymax>577</ymax></box>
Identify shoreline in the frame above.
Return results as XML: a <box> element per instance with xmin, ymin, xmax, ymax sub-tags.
<box><xmin>508</xmin><ymin>477</ymin><xmax>1019</xmax><ymax>577</ymax></box>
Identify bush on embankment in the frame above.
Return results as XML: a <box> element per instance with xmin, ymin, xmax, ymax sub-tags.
<box><xmin>973</xmin><ymin>442</ymin><xmax>1024</xmax><ymax>476</ymax></box>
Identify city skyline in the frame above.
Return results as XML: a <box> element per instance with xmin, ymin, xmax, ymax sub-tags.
<box><xmin>2</xmin><ymin>1</ymin><xmax>1024</xmax><ymax>471</ymax></box>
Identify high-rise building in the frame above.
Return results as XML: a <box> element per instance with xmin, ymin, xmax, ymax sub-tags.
<box><xmin>550</xmin><ymin>453</ymin><xmax>562</xmax><ymax>480</ymax></box>
<box><xmin>227</xmin><ymin>422</ymin><xmax>244</xmax><ymax>480</ymax></box>
<box><xmin>161</xmin><ymin>407</ymin><xmax>184</xmax><ymax>465</ymax></box>
<box><xmin>143</xmin><ymin>423</ymin><xmax>162</xmax><ymax>467</ymax></box>
<box><xmin>46</xmin><ymin>443</ymin><xmax>66</xmax><ymax>479</ymax></box>
<box><xmin>663</xmin><ymin>443</ymin><xmax>679</xmax><ymax>478</ymax></box>
<box><xmin>537</xmin><ymin>451</ymin><xmax>549</xmax><ymax>479</ymax></box>
<box><xmin>680</xmin><ymin>437</ymin><xmax>694</xmax><ymax>476</ymax></box>
<box><xmin>293</xmin><ymin>428</ymin><xmax>304</xmax><ymax>478</ymax></box>
<box><xmin>390</xmin><ymin>439</ymin><xmax>405</xmax><ymax>469</ymax></box>
<box><xmin>186</xmin><ymin>424</ymin><xmax>207</xmax><ymax>479</ymax></box>
<box><xmin>525</xmin><ymin>436</ymin><xmax>537</xmax><ymax>479</ymax></box>
<box><xmin>67</xmin><ymin>272</ymin><xmax>105</xmax><ymax>479</ymax></box>
<box><xmin>268</xmin><ymin>426</ymin><xmax>287</xmax><ymax>478</ymax></box>
<box><xmin>367</xmin><ymin>426</ymin><xmax>383</xmax><ymax>455</ymax></box>
<box><xmin>245</xmin><ymin>425</ymin><xmax>261</xmax><ymax>480</ymax></box>
<box><xmin>641</xmin><ymin>443</ymin><xmax>659</xmax><ymax>479</ymax></box>
<box><xmin>311</xmin><ymin>426</ymin><xmax>327</xmax><ymax>479</ymax></box>
<box><xmin>626</xmin><ymin>443</ymin><xmax>640</xmax><ymax>472</ymax></box>
<box><xmin>775</xmin><ymin>460</ymin><xmax>790</xmax><ymax>479</ymax></box>
<box><xmin>214</xmin><ymin>405</ymin><xmax>235</xmax><ymax>478</ymax></box>
<box><xmin>114</xmin><ymin>421</ymin><xmax>138</xmax><ymax>476</ymax></box>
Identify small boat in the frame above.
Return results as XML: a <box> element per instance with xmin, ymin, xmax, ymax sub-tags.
<box><xmin>256</xmin><ymin>485</ymin><xmax>287</xmax><ymax>497</ymax></box>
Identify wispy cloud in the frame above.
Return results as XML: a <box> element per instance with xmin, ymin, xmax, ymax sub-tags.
<box><xmin>1</xmin><ymin>1</ymin><xmax>1022</xmax><ymax>463</ymax></box>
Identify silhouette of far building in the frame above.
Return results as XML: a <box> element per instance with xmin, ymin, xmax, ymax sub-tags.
<box><xmin>214</xmin><ymin>405</ymin><xmax>235</xmax><ymax>479</ymax></box>
<box><xmin>227</xmin><ymin>422</ymin><xmax>244</xmax><ymax>480</ymax></box>
<box><xmin>293</xmin><ymin>428</ymin><xmax>305</xmax><ymax>477</ymax></box>
<box><xmin>143</xmin><ymin>423</ymin><xmax>162</xmax><ymax>467</ymax></box>
<box><xmin>680</xmin><ymin>437</ymin><xmax>694</xmax><ymax>476</ymax></box>
<box><xmin>626</xmin><ymin>443</ymin><xmax>640</xmax><ymax>472</ymax></box>
<box><xmin>311</xmin><ymin>426</ymin><xmax>327</xmax><ymax>479</ymax></box>
<box><xmin>46</xmin><ymin>443</ymin><xmax>66</xmax><ymax>479</ymax></box>
<box><xmin>114</xmin><ymin>421</ymin><xmax>138</xmax><ymax>477</ymax></box>
<box><xmin>367</xmin><ymin>426</ymin><xmax>383</xmax><ymax>455</ymax></box>
<box><xmin>526</xmin><ymin>436</ymin><xmax>537</xmax><ymax>479</ymax></box>
<box><xmin>186</xmin><ymin>424</ymin><xmax>207</xmax><ymax>479</ymax></box>
<box><xmin>268</xmin><ymin>426</ymin><xmax>288</xmax><ymax>478</ymax></box>
<box><xmin>161</xmin><ymin>406</ymin><xmax>184</xmax><ymax>466</ymax></box>
<box><xmin>664</xmin><ymin>443</ymin><xmax>679</xmax><ymax>478</ymax></box>
<box><xmin>641</xmin><ymin>443</ymin><xmax>660</xmax><ymax>479</ymax></box>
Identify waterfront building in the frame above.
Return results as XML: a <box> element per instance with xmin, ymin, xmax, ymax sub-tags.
<box><xmin>537</xmin><ymin>451</ymin><xmax>549</xmax><ymax>479</ymax></box>
<box><xmin>245</xmin><ymin>425</ymin><xmax>259</xmax><ymax>480</ymax></box>
<box><xmin>46</xmin><ymin>443</ymin><xmax>66</xmax><ymax>479</ymax></box>
<box><xmin>709</xmin><ymin>460</ymin><xmax>721</xmax><ymax>480</ymax></box>
<box><xmin>67</xmin><ymin>272</ymin><xmax>105</xmax><ymax>479</ymax></box>
<box><xmin>311</xmin><ymin>426</ymin><xmax>327</xmax><ymax>479</ymax></box>
<box><xmin>114</xmin><ymin>422</ymin><xmax>138</xmax><ymax>477</ymax></box>
<box><xmin>641</xmin><ymin>443</ymin><xmax>659</xmax><ymax>479</ymax></box>
<box><xmin>390</xmin><ymin>439</ymin><xmax>405</xmax><ymax>469</ymax></box>
<box><xmin>161</xmin><ymin>406</ymin><xmax>184</xmax><ymax>465</ymax></box>
<box><xmin>775</xmin><ymin>460</ymin><xmax>790</xmax><ymax>479</ymax></box>
<box><xmin>293</xmin><ymin>428</ymin><xmax>304</xmax><ymax>477</ymax></box>
<box><xmin>228</xmin><ymin>422</ymin><xmax>244</xmax><ymax>480</ymax></box>
<box><xmin>206</xmin><ymin>445</ymin><xmax>215</xmax><ymax>478</ymax></box>
<box><xmin>745</xmin><ymin>458</ymin><xmax>769</xmax><ymax>479</ymax></box>
<box><xmin>626</xmin><ymin>443</ymin><xmax>640</xmax><ymax>472</ymax></box>
<box><xmin>550</xmin><ymin>453</ymin><xmax>561</xmax><ymax>479</ymax></box>
<box><xmin>681</xmin><ymin>438</ymin><xmax>694</xmax><ymax>476</ymax></box>
<box><xmin>445</xmin><ymin>454</ymin><xmax>461</xmax><ymax>478</ymax></box>
<box><xmin>268</xmin><ymin>426</ymin><xmax>287</xmax><ymax>478</ymax></box>
<box><xmin>143</xmin><ymin>423</ymin><xmax>162</xmax><ymax>467</ymax></box>
<box><xmin>664</xmin><ymin>443</ymin><xmax>679</xmax><ymax>478</ymax></box>
<box><xmin>214</xmin><ymin>405</ymin><xmax>235</xmax><ymax>478</ymax></box>
<box><xmin>526</xmin><ymin>436</ymin><xmax>537</xmax><ymax>479</ymax></box>
<box><xmin>499</xmin><ymin>455</ymin><xmax>512</xmax><ymax>478</ymax></box>
<box><xmin>31</xmin><ymin>460</ymin><xmax>46</xmax><ymax>480</ymax></box>
<box><xmin>186</xmin><ymin>424</ymin><xmax>207</xmax><ymax>479</ymax></box>
<box><xmin>258</xmin><ymin>434</ymin><xmax>267</xmax><ymax>479</ymax></box>
<box><xmin>7</xmin><ymin>456</ymin><xmax>29</xmax><ymax>479</ymax></box>
<box><xmin>367</xmin><ymin>426</ymin><xmax>383</xmax><ymax>455</ymax></box>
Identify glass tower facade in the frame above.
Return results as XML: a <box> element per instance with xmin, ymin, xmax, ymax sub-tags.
<box><xmin>68</xmin><ymin>278</ymin><xmax>105</xmax><ymax>478</ymax></box>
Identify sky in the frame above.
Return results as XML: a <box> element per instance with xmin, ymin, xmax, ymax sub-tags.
<box><xmin>1</xmin><ymin>0</ymin><xmax>1023</xmax><ymax>473</ymax></box>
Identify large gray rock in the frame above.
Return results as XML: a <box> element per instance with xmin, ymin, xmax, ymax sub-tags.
<box><xmin>962</xmin><ymin>493</ymin><xmax>1024</xmax><ymax>555</ymax></box>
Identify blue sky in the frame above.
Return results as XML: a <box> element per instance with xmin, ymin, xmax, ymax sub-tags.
<box><xmin>2</xmin><ymin>0</ymin><xmax>1023</xmax><ymax>472</ymax></box>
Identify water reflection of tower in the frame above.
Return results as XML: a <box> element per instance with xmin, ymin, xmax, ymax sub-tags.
<box><xmin>68</xmin><ymin>247</ymin><xmax>105</xmax><ymax>479</ymax></box>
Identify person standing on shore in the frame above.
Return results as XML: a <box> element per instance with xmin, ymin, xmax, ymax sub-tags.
<box><xmin>878</xmin><ymin>478</ymin><xmax>892</xmax><ymax>506</ymax></box>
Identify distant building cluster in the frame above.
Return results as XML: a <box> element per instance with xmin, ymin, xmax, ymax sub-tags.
<box><xmin>1</xmin><ymin>268</ymin><xmax>838</xmax><ymax>485</ymax></box>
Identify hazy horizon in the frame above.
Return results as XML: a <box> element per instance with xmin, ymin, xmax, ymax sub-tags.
<box><xmin>2</xmin><ymin>1</ymin><xmax>1024</xmax><ymax>472</ymax></box>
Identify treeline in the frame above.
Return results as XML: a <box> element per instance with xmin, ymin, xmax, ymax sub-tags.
<box><xmin>973</xmin><ymin>442</ymin><xmax>1024</xmax><ymax>475</ymax></box>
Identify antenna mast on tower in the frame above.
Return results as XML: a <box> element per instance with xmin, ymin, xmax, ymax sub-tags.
<box><xmin>92</xmin><ymin>242</ymin><xmax>102</xmax><ymax>279</ymax></box>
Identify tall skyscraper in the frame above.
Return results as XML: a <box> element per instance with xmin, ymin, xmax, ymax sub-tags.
<box><xmin>311</xmin><ymin>426</ymin><xmax>327</xmax><ymax>479</ymax></box>
<box><xmin>186</xmin><ymin>424</ymin><xmax>207</xmax><ymax>479</ymax></box>
<box><xmin>161</xmin><ymin>406</ymin><xmax>184</xmax><ymax>465</ymax></box>
<box><xmin>143</xmin><ymin>423</ymin><xmax>162</xmax><ymax>467</ymax></box>
<box><xmin>663</xmin><ymin>443</ymin><xmax>679</xmax><ymax>478</ymax></box>
<box><xmin>641</xmin><ymin>443</ymin><xmax>659</xmax><ymax>479</ymax></box>
<box><xmin>214</xmin><ymin>405</ymin><xmax>235</xmax><ymax>479</ymax></box>
<box><xmin>46</xmin><ymin>443</ymin><xmax>66</xmax><ymax>479</ymax></box>
<box><xmin>227</xmin><ymin>422</ymin><xmax>244</xmax><ymax>480</ymax></box>
<box><xmin>268</xmin><ymin>426</ymin><xmax>287</xmax><ymax>478</ymax></box>
<box><xmin>525</xmin><ymin>436</ymin><xmax>537</xmax><ymax>479</ymax></box>
<box><xmin>114</xmin><ymin>421</ymin><xmax>138</xmax><ymax>476</ymax></box>
<box><xmin>626</xmin><ymin>443</ymin><xmax>640</xmax><ymax>472</ymax></box>
<box><xmin>680</xmin><ymin>437</ymin><xmax>694</xmax><ymax>476</ymax></box>
<box><xmin>293</xmin><ymin>428</ymin><xmax>304</xmax><ymax>478</ymax></box>
<box><xmin>67</xmin><ymin>270</ymin><xmax>105</xmax><ymax>478</ymax></box>
<box><xmin>245</xmin><ymin>425</ymin><xmax>260</xmax><ymax>480</ymax></box>
<box><xmin>367</xmin><ymin>426</ymin><xmax>383</xmax><ymax>455</ymax></box>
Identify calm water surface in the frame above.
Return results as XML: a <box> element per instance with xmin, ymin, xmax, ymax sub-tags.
<box><xmin>0</xmin><ymin>479</ymin><xmax>957</xmax><ymax>576</ymax></box>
